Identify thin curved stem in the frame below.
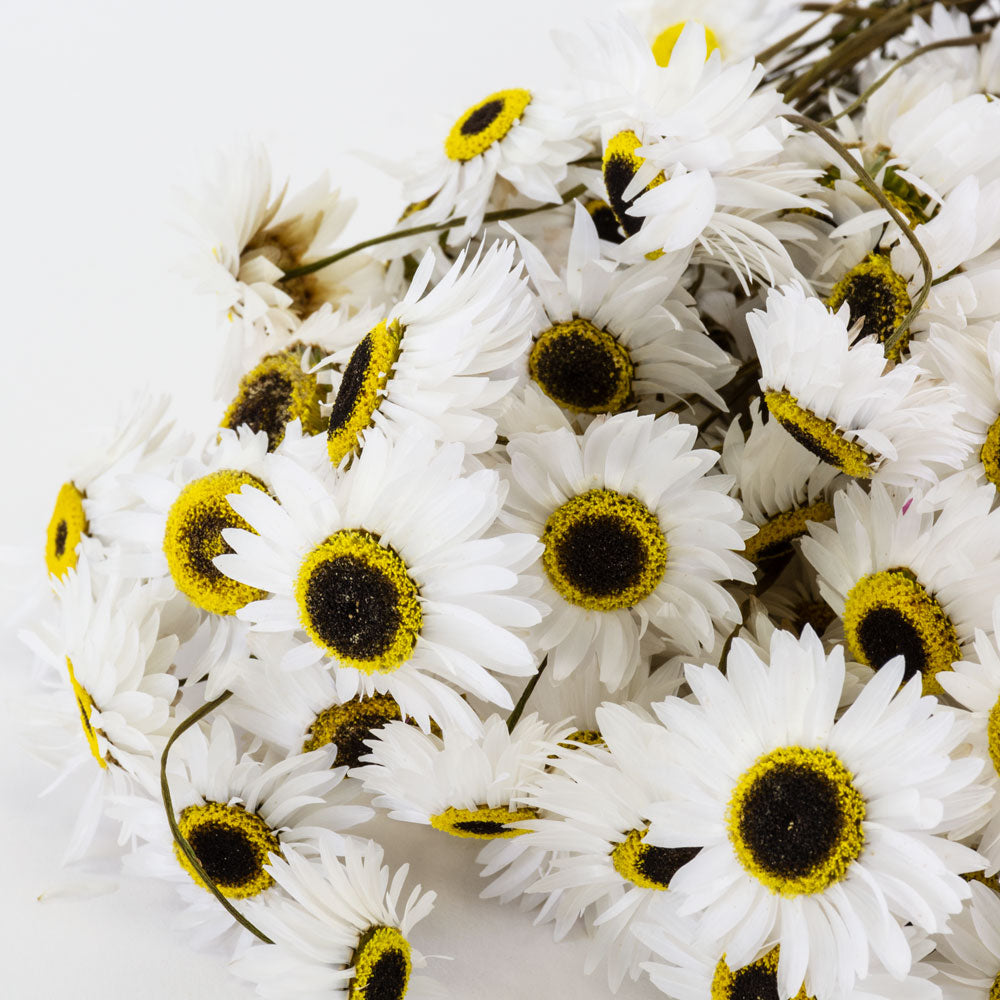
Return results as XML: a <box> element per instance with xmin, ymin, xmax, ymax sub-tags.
<box><xmin>756</xmin><ymin>0</ymin><xmax>860</xmax><ymax>64</ymax></box>
<box><xmin>160</xmin><ymin>690</ymin><xmax>274</xmax><ymax>945</ymax></box>
<box><xmin>279</xmin><ymin>184</ymin><xmax>588</xmax><ymax>283</ymax></box>
<box><xmin>819</xmin><ymin>33</ymin><xmax>990</xmax><ymax>126</ymax></box>
<box><xmin>507</xmin><ymin>657</ymin><xmax>548</xmax><ymax>733</ymax></box>
<box><xmin>784</xmin><ymin>114</ymin><xmax>932</xmax><ymax>358</ymax></box>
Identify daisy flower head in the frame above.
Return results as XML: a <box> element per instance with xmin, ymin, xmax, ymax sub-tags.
<box><xmin>505</xmin><ymin>201</ymin><xmax>736</xmax><ymax>423</ymax></box>
<box><xmin>557</xmin><ymin>17</ymin><xmax>820</xmax><ymax>285</ymax></box>
<box><xmin>355</xmin><ymin>712</ymin><xmax>572</xmax><ymax>905</ymax></box>
<box><xmin>181</xmin><ymin>144</ymin><xmax>387</xmax><ymax>398</ymax></box>
<box><xmin>216</xmin><ymin>428</ymin><xmax>544</xmax><ymax>734</ymax></box>
<box><xmin>314</xmin><ymin>240</ymin><xmax>536</xmax><ymax>468</ymax></box>
<box><xmin>801</xmin><ymin>478</ymin><xmax>1000</xmax><ymax>697</ymax></box>
<box><xmin>503</xmin><ymin>409</ymin><xmax>754</xmax><ymax>688</ymax></box>
<box><xmin>42</xmin><ymin>394</ymin><xmax>190</xmax><ymax>583</ymax></box>
<box><xmin>519</xmin><ymin>702</ymin><xmax>700</xmax><ymax>990</ymax></box>
<box><xmin>721</xmin><ymin>399</ymin><xmax>841</xmax><ymax>573</ymax></box>
<box><xmin>118</xmin><ymin>715</ymin><xmax>371</xmax><ymax>952</ymax></box>
<box><xmin>646</xmin><ymin>627</ymin><xmax>987</xmax><ymax>1000</ymax></box>
<box><xmin>748</xmin><ymin>283</ymin><xmax>971</xmax><ymax>488</ymax></box>
<box><xmin>18</xmin><ymin>553</ymin><xmax>182</xmax><ymax>860</ymax></box>
<box><xmin>231</xmin><ymin>836</ymin><xmax>440</xmax><ymax>1000</ymax></box>
<box><xmin>390</xmin><ymin>82</ymin><xmax>590</xmax><ymax>247</ymax></box>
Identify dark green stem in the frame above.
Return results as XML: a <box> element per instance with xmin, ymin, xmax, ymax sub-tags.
<box><xmin>279</xmin><ymin>184</ymin><xmax>587</xmax><ymax>283</ymax></box>
<box><xmin>507</xmin><ymin>657</ymin><xmax>548</xmax><ymax>733</ymax></box>
<box><xmin>160</xmin><ymin>690</ymin><xmax>274</xmax><ymax>945</ymax></box>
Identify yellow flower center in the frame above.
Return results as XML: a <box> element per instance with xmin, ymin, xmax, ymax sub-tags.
<box><xmin>981</xmin><ymin>414</ymin><xmax>1000</xmax><ymax>489</ymax></box>
<box><xmin>528</xmin><ymin>319</ymin><xmax>634</xmax><ymax>415</ymax></box>
<box><xmin>541</xmin><ymin>488</ymin><xmax>668</xmax><ymax>611</ymax></box>
<box><xmin>843</xmin><ymin>568</ymin><xmax>960</xmax><ymax>697</ymax></box>
<box><xmin>987</xmin><ymin>695</ymin><xmax>1000</xmax><ymax>781</ymax></box>
<box><xmin>163</xmin><ymin>469</ymin><xmax>270</xmax><ymax>615</ymax></box>
<box><xmin>222</xmin><ymin>347</ymin><xmax>327</xmax><ymax>450</ymax></box>
<box><xmin>444</xmin><ymin>89</ymin><xmax>532</xmax><ymax>162</ymax></box>
<box><xmin>764</xmin><ymin>390</ymin><xmax>877</xmax><ymax>479</ymax></box>
<box><xmin>827</xmin><ymin>253</ymin><xmax>912</xmax><ymax>361</ymax></box>
<box><xmin>303</xmin><ymin>694</ymin><xmax>406</xmax><ymax>767</ymax></box>
<box><xmin>46</xmin><ymin>482</ymin><xmax>88</xmax><ymax>580</ymax></box>
<box><xmin>327</xmin><ymin>320</ymin><xmax>402</xmax><ymax>467</ymax></box>
<box><xmin>174</xmin><ymin>801</ymin><xmax>281</xmax><ymax>899</ymax></box>
<box><xmin>66</xmin><ymin>657</ymin><xmax>107</xmax><ymax>769</ymax></box>
<box><xmin>602</xmin><ymin>130</ymin><xmax>665</xmax><ymax>239</ymax></box>
<box><xmin>429</xmin><ymin>805</ymin><xmax>538</xmax><ymax>839</ymax></box>
<box><xmin>295</xmin><ymin>530</ymin><xmax>422</xmax><ymax>674</ymax></box>
<box><xmin>711</xmin><ymin>948</ymin><xmax>815</xmax><ymax>1000</ymax></box>
<box><xmin>743</xmin><ymin>500</ymin><xmax>835</xmax><ymax>566</ymax></box>
<box><xmin>652</xmin><ymin>21</ymin><xmax>721</xmax><ymax>66</ymax></box>
<box><xmin>610</xmin><ymin>827</ymin><xmax>700</xmax><ymax>890</ymax></box>
<box><xmin>727</xmin><ymin>745</ymin><xmax>866</xmax><ymax>897</ymax></box>
<box><xmin>584</xmin><ymin>198</ymin><xmax>625</xmax><ymax>243</ymax></box>
<box><xmin>349</xmin><ymin>925</ymin><xmax>412</xmax><ymax>1000</ymax></box>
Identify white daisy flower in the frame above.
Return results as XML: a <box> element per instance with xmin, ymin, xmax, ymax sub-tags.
<box><xmin>388</xmin><ymin>84</ymin><xmax>590</xmax><ymax>246</ymax></box>
<box><xmin>356</xmin><ymin>712</ymin><xmax>571</xmax><ymax>910</ymax></box>
<box><xmin>505</xmin><ymin>201</ymin><xmax>736</xmax><ymax>422</ymax></box>
<box><xmin>801</xmin><ymin>478</ymin><xmax>1000</xmax><ymax>698</ymax></box>
<box><xmin>41</xmin><ymin>394</ymin><xmax>190</xmax><ymax>583</ymax></box>
<box><xmin>18</xmin><ymin>554</ymin><xmax>182</xmax><ymax>861</ymax></box>
<box><xmin>928</xmin><ymin>879</ymin><xmax>1000</xmax><ymax>999</ymax></box>
<box><xmin>519</xmin><ymin>702</ymin><xmax>701</xmax><ymax>990</ymax></box>
<box><xmin>646</xmin><ymin>628</ymin><xmax>987</xmax><ymax>1000</ymax></box>
<box><xmin>637</xmin><ymin>907</ymin><xmax>942</xmax><ymax>1000</ymax></box>
<box><xmin>721</xmin><ymin>399</ymin><xmax>842</xmax><ymax>572</ymax></box>
<box><xmin>313</xmin><ymin>241</ymin><xmax>536</xmax><ymax>466</ymax></box>
<box><xmin>216</xmin><ymin>429</ymin><xmax>543</xmax><ymax>734</ymax></box>
<box><xmin>556</xmin><ymin>17</ymin><xmax>820</xmax><ymax>285</ymax></box>
<box><xmin>503</xmin><ymin>410</ymin><xmax>754</xmax><ymax>688</ymax></box>
<box><xmin>748</xmin><ymin>283</ymin><xmax>972</xmax><ymax>488</ymax></box>
<box><xmin>181</xmin><ymin>144</ymin><xmax>387</xmax><ymax>397</ymax></box>
<box><xmin>231</xmin><ymin>836</ymin><xmax>440</xmax><ymax>1000</ymax></box>
<box><xmin>116</xmin><ymin>715</ymin><xmax>371</xmax><ymax>952</ymax></box>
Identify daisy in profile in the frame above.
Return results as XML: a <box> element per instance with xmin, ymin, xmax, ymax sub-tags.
<box><xmin>216</xmin><ymin>429</ymin><xmax>544</xmax><ymax>733</ymax></box>
<box><xmin>503</xmin><ymin>410</ymin><xmax>753</xmax><ymax>688</ymax></box>
<box><xmin>181</xmin><ymin>145</ymin><xmax>388</xmax><ymax>397</ymax></box>
<box><xmin>505</xmin><ymin>202</ymin><xmax>735</xmax><ymax>423</ymax></box>
<box><xmin>557</xmin><ymin>17</ymin><xmax>819</xmax><ymax>285</ymax></box>
<box><xmin>720</xmin><ymin>399</ymin><xmax>841</xmax><ymax>572</ymax></box>
<box><xmin>389</xmin><ymin>83</ymin><xmax>589</xmax><ymax>245</ymax></box>
<box><xmin>802</xmin><ymin>478</ymin><xmax>1000</xmax><ymax>697</ymax></box>
<box><xmin>749</xmin><ymin>283</ymin><xmax>970</xmax><ymax>487</ymax></box>
<box><xmin>519</xmin><ymin>703</ymin><xmax>701</xmax><ymax>990</ymax></box>
<box><xmin>928</xmin><ymin>879</ymin><xmax>1000</xmax><ymax>998</ymax></box>
<box><xmin>314</xmin><ymin>241</ymin><xmax>535</xmax><ymax>467</ymax></box>
<box><xmin>231</xmin><ymin>836</ymin><xmax>440</xmax><ymax>1000</ymax></box>
<box><xmin>646</xmin><ymin>628</ymin><xmax>987</xmax><ymax>1000</ymax></box>
<box><xmin>116</xmin><ymin>715</ymin><xmax>371</xmax><ymax>952</ymax></box>
<box><xmin>41</xmin><ymin>394</ymin><xmax>190</xmax><ymax>583</ymax></box>
<box><xmin>355</xmin><ymin>712</ymin><xmax>572</xmax><ymax>904</ymax></box>
<box><xmin>18</xmin><ymin>554</ymin><xmax>183</xmax><ymax>861</ymax></box>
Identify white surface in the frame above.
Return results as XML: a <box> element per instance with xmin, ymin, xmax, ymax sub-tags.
<box><xmin>0</xmin><ymin>1</ymin><xmax>663</xmax><ymax>997</ymax></box>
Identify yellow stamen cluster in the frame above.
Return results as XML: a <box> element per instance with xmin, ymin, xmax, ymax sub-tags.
<box><xmin>610</xmin><ymin>827</ymin><xmax>692</xmax><ymax>891</ymax></box>
<box><xmin>174</xmin><ymin>801</ymin><xmax>281</xmax><ymax>899</ymax></box>
<box><xmin>163</xmin><ymin>469</ymin><xmax>270</xmax><ymax>615</ymax></box>
<box><xmin>559</xmin><ymin>729</ymin><xmax>606</xmax><ymax>750</ymax></box>
<box><xmin>602</xmin><ymin>130</ymin><xmax>666</xmax><ymax>250</ymax></box>
<box><xmin>652</xmin><ymin>21</ymin><xmax>721</xmax><ymax>66</ymax></box>
<box><xmin>66</xmin><ymin>657</ymin><xmax>107</xmax><ymax>769</ymax></box>
<box><xmin>295</xmin><ymin>529</ymin><xmax>422</xmax><ymax>674</ymax></box>
<box><xmin>711</xmin><ymin>949</ymin><xmax>815</xmax><ymax>1000</ymax></box>
<box><xmin>349</xmin><ymin>925</ymin><xmax>412</xmax><ymax>1000</ymax></box>
<box><xmin>981</xmin><ymin>414</ymin><xmax>1000</xmax><ymax>489</ymax></box>
<box><xmin>764</xmin><ymin>390</ymin><xmax>876</xmax><ymax>479</ymax></box>
<box><xmin>444</xmin><ymin>89</ymin><xmax>532</xmax><ymax>162</ymax></box>
<box><xmin>303</xmin><ymin>694</ymin><xmax>404</xmax><ymax>764</ymax></box>
<box><xmin>727</xmin><ymin>745</ymin><xmax>866</xmax><ymax>897</ymax></box>
<box><xmin>843</xmin><ymin>568</ymin><xmax>960</xmax><ymax>697</ymax></box>
<box><xmin>46</xmin><ymin>482</ymin><xmax>88</xmax><ymax>579</ymax></box>
<box><xmin>743</xmin><ymin>500</ymin><xmax>835</xmax><ymax>564</ymax></box>
<box><xmin>827</xmin><ymin>253</ymin><xmax>912</xmax><ymax>361</ymax></box>
<box><xmin>327</xmin><ymin>320</ymin><xmax>403</xmax><ymax>467</ymax></box>
<box><xmin>429</xmin><ymin>804</ymin><xmax>537</xmax><ymax>839</ymax></box>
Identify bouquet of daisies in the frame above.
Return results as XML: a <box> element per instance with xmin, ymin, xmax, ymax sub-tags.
<box><xmin>17</xmin><ymin>1</ymin><xmax>1000</xmax><ymax>997</ymax></box>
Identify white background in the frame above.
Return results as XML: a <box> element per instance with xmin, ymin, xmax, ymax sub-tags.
<box><xmin>0</xmin><ymin>1</ymin><xmax>664</xmax><ymax>997</ymax></box>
